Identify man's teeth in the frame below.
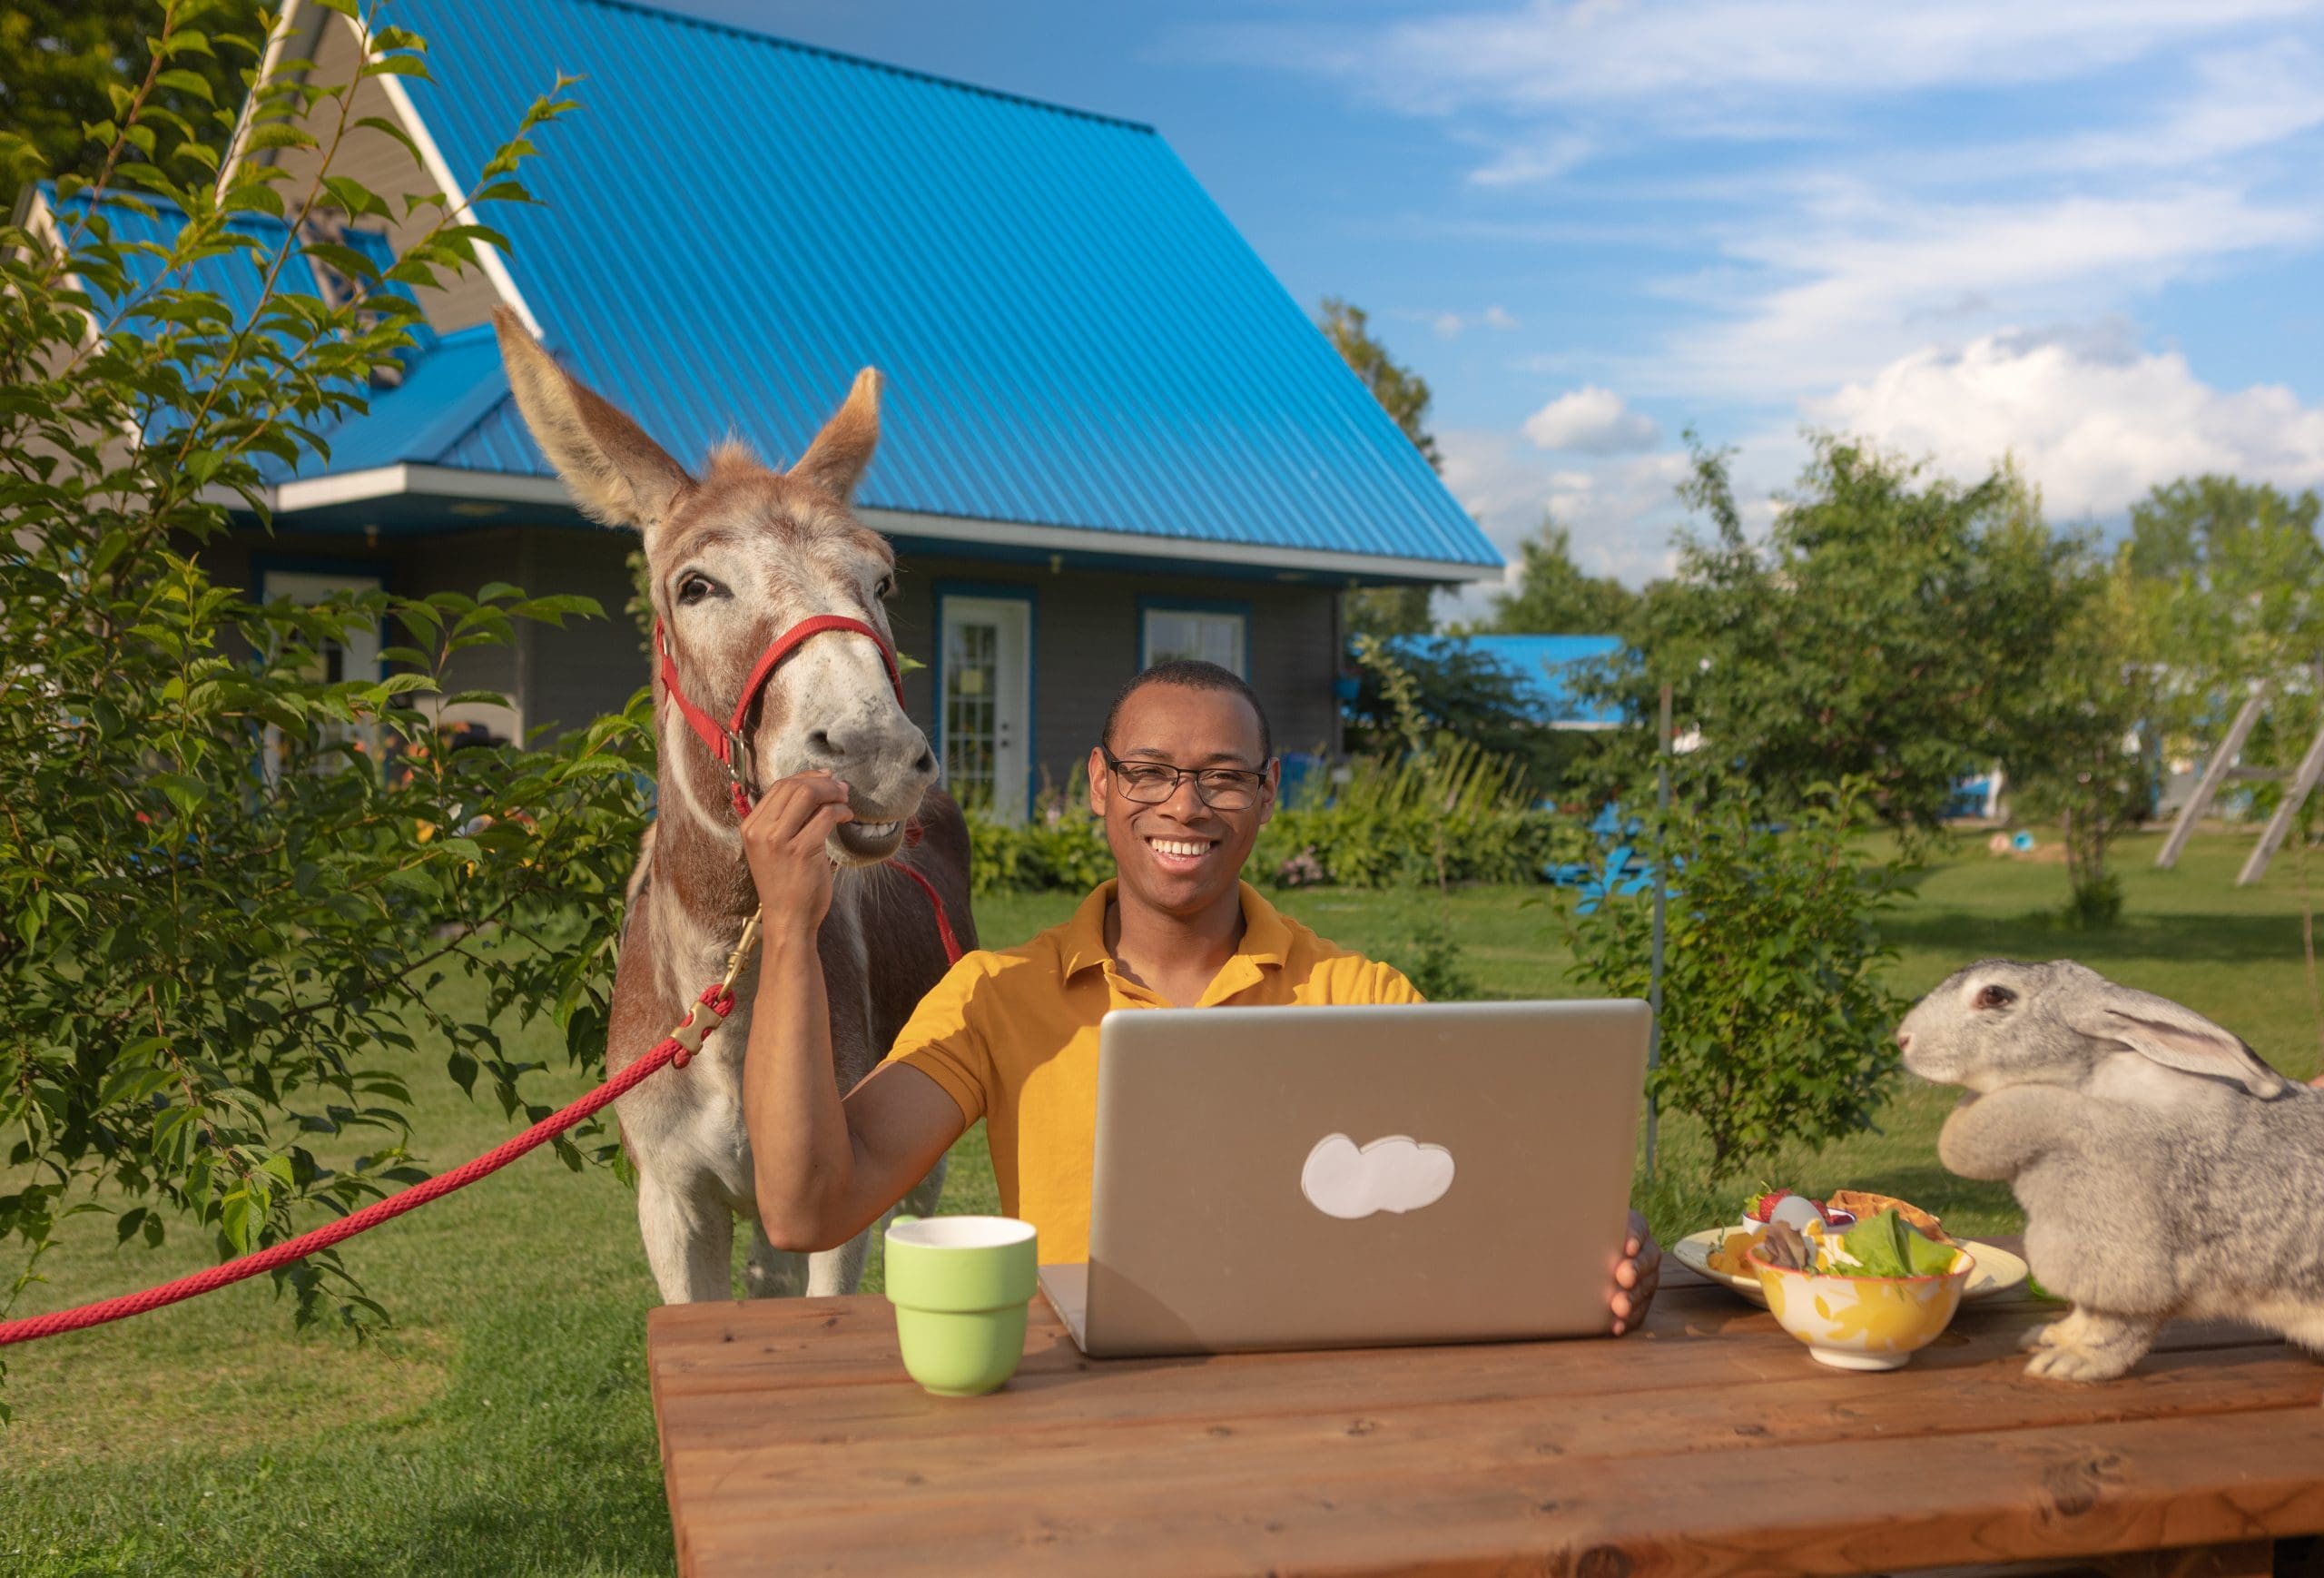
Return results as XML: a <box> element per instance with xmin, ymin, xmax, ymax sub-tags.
<box><xmin>853</xmin><ymin>820</ymin><xmax>900</xmax><ymax>838</ymax></box>
<box><xmin>1148</xmin><ymin>837</ymin><xmax>1209</xmax><ymax>857</ymax></box>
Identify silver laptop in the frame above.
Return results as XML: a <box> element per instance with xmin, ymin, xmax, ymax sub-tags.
<box><xmin>1039</xmin><ymin>999</ymin><xmax>1649</xmax><ymax>1357</ymax></box>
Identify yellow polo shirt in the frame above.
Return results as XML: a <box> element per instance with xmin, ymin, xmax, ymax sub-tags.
<box><xmin>881</xmin><ymin>879</ymin><xmax>1420</xmax><ymax>1264</ymax></box>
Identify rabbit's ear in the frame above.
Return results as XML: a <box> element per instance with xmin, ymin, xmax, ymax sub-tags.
<box><xmin>2072</xmin><ymin>986</ymin><xmax>2290</xmax><ymax>1099</ymax></box>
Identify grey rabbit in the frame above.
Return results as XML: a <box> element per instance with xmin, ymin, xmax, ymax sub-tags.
<box><xmin>1896</xmin><ymin>959</ymin><xmax>2324</xmax><ymax>1382</ymax></box>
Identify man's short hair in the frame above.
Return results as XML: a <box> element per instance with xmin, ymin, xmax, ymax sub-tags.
<box><xmin>1101</xmin><ymin>660</ymin><xmax>1273</xmax><ymax>764</ymax></box>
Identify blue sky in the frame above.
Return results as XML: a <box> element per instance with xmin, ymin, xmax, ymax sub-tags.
<box><xmin>671</xmin><ymin>1</ymin><xmax>2324</xmax><ymax>607</ymax></box>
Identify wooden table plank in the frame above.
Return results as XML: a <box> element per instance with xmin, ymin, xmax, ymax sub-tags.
<box><xmin>673</xmin><ymin>1406</ymin><xmax>2324</xmax><ymax>1578</ymax></box>
<box><xmin>647</xmin><ymin>1241</ymin><xmax>2323</xmax><ymax>1578</ymax></box>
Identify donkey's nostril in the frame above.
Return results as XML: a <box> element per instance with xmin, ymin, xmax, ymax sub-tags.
<box><xmin>805</xmin><ymin>729</ymin><xmax>837</xmax><ymax>759</ymax></box>
<box><xmin>914</xmin><ymin>747</ymin><xmax>935</xmax><ymax>775</ymax></box>
<box><xmin>1896</xmin><ymin>1031</ymin><xmax>1914</xmax><ymax>1053</ymax></box>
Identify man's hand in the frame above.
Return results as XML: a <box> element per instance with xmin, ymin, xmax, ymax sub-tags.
<box><xmin>1610</xmin><ymin>1208</ymin><xmax>1660</xmax><ymax>1336</ymax></box>
<box><xmin>741</xmin><ymin>772</ymin><xmax>853</xmax><ymax>934</ymax></box>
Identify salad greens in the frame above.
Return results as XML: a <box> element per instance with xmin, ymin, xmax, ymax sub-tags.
<box><xmin>1840</xmin><ymin>1209</ymin><xmax>1957</xmax><ymax>1277</ymax></box>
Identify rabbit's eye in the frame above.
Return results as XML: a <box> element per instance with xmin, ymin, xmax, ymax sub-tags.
<box><xmin>1975</xmin><ymin>984</ymin><xmax>2016</xmax><ymax>1010</ymax></box>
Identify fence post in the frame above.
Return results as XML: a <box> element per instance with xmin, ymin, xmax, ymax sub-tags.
<box><xmin>1646</xmin><ymin>682</ymin><xmax>1671</xmax><ymax>1175</ymax></box>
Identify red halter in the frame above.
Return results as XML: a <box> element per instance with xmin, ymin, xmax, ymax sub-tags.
<box><xmin>656</xmin><ymin>613</ymin><xmax>904</xmax><ymax>820</ymax></box>
<box><xmin>655</xmin><ymin>613</ymin><xmax>961</xmax><ymax>965</ymax></box>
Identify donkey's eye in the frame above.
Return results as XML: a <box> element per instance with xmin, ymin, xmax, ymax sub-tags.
<box><xmin>676</xmin><ymin>573</ymin><xmax>713</xmax><ymax>607</ymax></box>
<box><xmin>1975</xmin><ymin>984</ymin><xmax>2016</xmax><ymax>1010</ymax></box>
<box><xmin>874</xmin><ymin>574</ymin><xmax>895</xmax><ymax>600</ymax></box>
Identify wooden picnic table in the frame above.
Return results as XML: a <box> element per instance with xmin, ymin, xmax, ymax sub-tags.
<box><xmin>645</xmin><ymin>1238</ymin><xmax>2324</xmax><ymax>1576</ymax></box>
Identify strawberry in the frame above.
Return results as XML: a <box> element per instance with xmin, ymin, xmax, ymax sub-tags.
<box><xmin>1747</xmin><ymin>1188</ymin><xmax>1792</xmax><ymax>1222</ymax></box>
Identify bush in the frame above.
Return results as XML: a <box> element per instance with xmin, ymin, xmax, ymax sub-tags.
<box><xmin>961</xmin><ymin>784</ymin><xmax>1112</xmax><ymax>897</ymax></box>
<box><xmin>1254</xmin><ymin>741</ymin><xmax>1586</xmax><ymax>890</ymax></box>
<box><xmin>1388</xmin><ymin>912</ymin><xmax>1480</xmax><ymax>1001</ymax></box>
<box><xmin>0</xmin><ymin>5</ymin><xmax>637</xmax><ymax>1407</ymax></box>
<box><xmin>1561</xmin><ymin>774</ymin><xmax>1910</xmax><ymax>1174</ymax></box>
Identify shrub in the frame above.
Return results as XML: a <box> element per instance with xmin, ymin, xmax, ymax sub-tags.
<box><xmin>961</xmin><ymin>782</ymin><xmax>1112</xmax><ymax>897</ymax></box>
<box><xmin>1389</xmin><ymin>912</ymin><xmax>1480</xmax><ymax>1001</ymax></box>
<box><xmin>0</xmin><ymin>3</ymin><xmax>638</xmax><ymax>1407</ymax></box>
<box><xmin>1561</xmin><ymin>774</ymin><xmax>1910</xmax><ymax>1174</ymax></box>
<box><xmin>1254</xmin><ymin>741</ymin><xmax>1586</xmax><ymax>890</ymax></box>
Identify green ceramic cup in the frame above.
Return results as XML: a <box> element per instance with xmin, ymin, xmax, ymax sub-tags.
<box><xmin>882</xmin><ymin>1214</ymin><xmax>1038</xmax><ymax>1397</ymax></box>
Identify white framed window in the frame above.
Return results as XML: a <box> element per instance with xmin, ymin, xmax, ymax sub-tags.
<box><xmin>1142</xmin><ymin>607</ymin><xmax>1246</xmax><ymax>676</ymax></box>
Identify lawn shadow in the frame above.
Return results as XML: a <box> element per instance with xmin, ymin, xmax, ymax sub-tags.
<box><xmin>1883</xmin><ymin>909</ymin><xmax>2302</xmax><ymax>970</ymax></box>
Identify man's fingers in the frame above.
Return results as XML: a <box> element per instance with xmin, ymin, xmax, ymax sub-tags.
<box><xmin>1626</xmin><ymin>1235</ymin><xmax>1641</xmax><ymax>1257</ymax></box>
<box><xmin>746</xmin><ymin>774</ymin><xmax>852</xmax><ymax>841</ymax></box>
<box><xmin>1614</xmin><ymin>1258</ymin><xmax>1639</xmax><ymax>1290</ymax></box>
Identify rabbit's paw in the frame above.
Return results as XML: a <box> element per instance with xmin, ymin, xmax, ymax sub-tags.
<box><xmin>2024</xmin><ymin>1343</ymin><xmax>2132</xmax><ymax>1383</ymax></box>
<box><xmin>2022</xmin><ymin>1312</ymin><xmax>2158</xmax><ymax>1383</ymax></box>
<box><xmin>2020</xmin><ymin>1321</ymin><xmax>2065</xmax><ymax>1352</ymax></box>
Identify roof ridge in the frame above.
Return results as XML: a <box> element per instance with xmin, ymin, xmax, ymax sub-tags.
<box><xmin>565</xmin><ymin>0</ymin><xmax>1158</xmax><ymax>134</ymax></box>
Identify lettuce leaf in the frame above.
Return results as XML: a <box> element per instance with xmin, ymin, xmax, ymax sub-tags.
<box><xmin>1837</xmin><ymin>1209</ymin><xmax>1955</xmax><ymax>1277</ymax></box>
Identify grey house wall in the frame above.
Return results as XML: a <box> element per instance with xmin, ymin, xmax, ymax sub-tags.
<box><xmin>888</xmin><ymin>554</ymin><xmax>1344</xmax><ymax>796</ymax></box>
<box><xmin>206</xmin><ymin>524</ymin><xmax>1346</xmax><ymax>788</ymax></box>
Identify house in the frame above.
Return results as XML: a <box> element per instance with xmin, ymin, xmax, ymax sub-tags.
<box><xmin>85</xmin><ymin>0</ymin><xmax>1502</xmax><ymax>816</ymax></box>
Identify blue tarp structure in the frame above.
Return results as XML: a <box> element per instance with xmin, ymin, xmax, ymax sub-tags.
<box><xmin>1384</xmin><ymin>634</ymin><xmax>1625</xmax><ymax>727</ymax></box>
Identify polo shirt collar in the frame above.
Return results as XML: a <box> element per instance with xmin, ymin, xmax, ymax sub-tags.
<box><xmin>1058</xmin><ymin>879</ymin><xmax>1293</xmax><ymax>978</ymax></box>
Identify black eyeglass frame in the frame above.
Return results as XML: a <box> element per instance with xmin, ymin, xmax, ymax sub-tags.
<box><xmin>1098</xmin><ymin>750</ymin><xmax>1275</xmax><ymax>810</ymax></box>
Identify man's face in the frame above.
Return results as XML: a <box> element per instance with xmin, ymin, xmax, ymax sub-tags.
<box><xmin>1088</xmin><ymin>684</ymin><xmax>1276</xmax><ymax>918</ymax></box>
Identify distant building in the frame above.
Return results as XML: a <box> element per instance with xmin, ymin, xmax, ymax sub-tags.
<box><xmin>1385</xmin><ymin>634</ymin><xmax>1627</xmax><ymax>729</ymax></box>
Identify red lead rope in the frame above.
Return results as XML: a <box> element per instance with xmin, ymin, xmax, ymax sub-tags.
<box><xmin>0</xmin><ymin>984</ymin><xmax>739</xmax><ymax>1346</ymax></box>
<box><xmin>0</xmin><ymin>616</ymin><xmax>965</xmax><ymax>1348</ymax></box>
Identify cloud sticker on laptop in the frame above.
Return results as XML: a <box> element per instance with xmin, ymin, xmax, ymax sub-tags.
<box><xmin>1299</xmin><ymin>1133</ymin><xmax>1456</xmax><ymax>1219</ymax></box>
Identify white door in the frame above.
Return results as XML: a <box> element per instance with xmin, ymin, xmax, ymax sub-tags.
<box><xmin>939</xmin><ymin>595</ymin><xmax>1031</xmax><ymax>821</ymax></box>
<box><xmin>260</xmin><ymin>569</ymin><xmax>384</xmax><ymax>783</ymax></box>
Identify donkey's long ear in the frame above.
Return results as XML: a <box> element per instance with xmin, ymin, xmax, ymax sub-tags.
<box><xmin>789</xmin><ymin>368</ymin><xmax>881</xmax><ymax>503</ymax></box>
<box><xmin>493</xmin><ymin>307</ymin><xmax>693</xmax><ymax>532</ymax></box>
<box><xmin>2071</xmin><ymin>984</ymin><xmax>2290</xmax><ymax>1099</ymax></box>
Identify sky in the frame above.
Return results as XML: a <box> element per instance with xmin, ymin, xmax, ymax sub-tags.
<box><xmin>668</xmin><ymin>0</ymin><xmax>2324</xmax><ymax>614</ymax></box>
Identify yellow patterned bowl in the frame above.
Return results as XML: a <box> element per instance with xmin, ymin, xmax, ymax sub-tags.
<box><xmin>1747</xmin><ymin>1246</ymin><xmax>1975</xmax><ymax>1370</ymax></box>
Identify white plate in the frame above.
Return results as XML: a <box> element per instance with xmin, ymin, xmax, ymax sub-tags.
<box><xmin>1672</xmin><ymin>1227</ymin><xmax>2032</xmax><ymax>1307</ymax></box>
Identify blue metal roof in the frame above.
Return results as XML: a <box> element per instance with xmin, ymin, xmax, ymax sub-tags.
<box><xmin>1386</xmin><ymin>634</ymin><xmax>1627</xmax><ymax>725</ymax></box>
<box><xmin>287</xmin><ymin>0</ymin><xmax>1498</xmax><ymax>572</ymax></box>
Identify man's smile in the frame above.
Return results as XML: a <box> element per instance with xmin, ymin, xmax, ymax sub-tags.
<box><xmin>1142</xmin><ymin>832</ymin><xmax>1219</xmax><ymax>873</ymax></box>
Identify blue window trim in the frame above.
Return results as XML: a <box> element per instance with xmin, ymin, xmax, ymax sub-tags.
<box><xmin>251</xmin><ymin>551</ymin><xmax>391</xmax><ymax>681</ymax></box>
<box><xmin>1136</xmin><ymin>595</ymin><xmax>1253</xmax><ymax>678</ymax></box>
<box><xmin>931</xmin><ymin>579</ymin><xmax>1039</xmax><ymax>821</ymax></box>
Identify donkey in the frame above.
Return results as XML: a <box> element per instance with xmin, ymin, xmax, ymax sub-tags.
<box><xmin>492</xmin><ymin>307</ymin><xmax>971</xmax><ymax>1302</ymax></box>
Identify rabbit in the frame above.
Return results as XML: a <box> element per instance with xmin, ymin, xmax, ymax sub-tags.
<box><xmin>1895</xmin><ymin>959</ymin><xmax>2324</xmax><ymax>1383</ymax></box>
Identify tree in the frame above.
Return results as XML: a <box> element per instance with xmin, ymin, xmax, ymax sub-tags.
<box><xmin>1482</xmin><ymin>517</ymin><xmax>1633</xmax><ymax>634</ymax></box>
<box><xmin>1582</xmin><ymin>436</ymin><xmax>2082</xmax><ymax>830</ymax></box>
<box><xmin>2124</xmin><ymin>477</ymin><xmax>2324</xmax><ymax>809</ymax></box>
<box><xmin>0</xmin><ymin>3</ymin><xmax>645</xmax><ymax>1414</ymax></box>
<box><xmin>1318</xmin><ymin>296</ymin><xmax>1441</xmax><ymax>470</ymax></box>
<box><xmin>1320</xmin><ymin>296</ymin><xmax>1442</xmax><ymax>639</ymax></box>
<box><xmin>0</xmin><ymin>0</ymin><xmax>264</xmax><ymax>183</ymax></box>
<box><xmin>2004</xmin><ymin>548</ymin><xmax>2156</xmax><ymax>927</ymax></box>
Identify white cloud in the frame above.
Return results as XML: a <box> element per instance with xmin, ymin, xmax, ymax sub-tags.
<box><xmin>1809</xmin><ymin>327</ymin><xmax>2324</xmax><ymax>519</ymax></box>
<box><xmin>1437</xmin><ymin>428</ymin><xmax>1693</xmax><ymax>595</ymax></box>
<box><xmin>1643</xmin><ymin>185</ymin><xmax>2320</xmax><ymax>402</ymax></box>
<box><xmin>1523</xmin><ymin>385</ymin><xmax>1661</xmax><ymax>453</ymax></box>
<box><xmin>1299</xmin><ymin>1133</ymin><xmax>1455</xmax><ymax>1219</ymax></box>
<box><xmin>1205</xmin><ymin>2</ymin><xmax>2318</xmax><ymax>126</ymax></box>
<box><xmin>1423</xmin><ymin>304</ymin><xmax>1522</xmax><ymax>339</ymax></box>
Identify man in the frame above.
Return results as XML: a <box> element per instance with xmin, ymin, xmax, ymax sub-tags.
<box><xmin>742</xmin><ymin>660</ymin><xmax>1660</xmax><ymax>1332</ymax></box>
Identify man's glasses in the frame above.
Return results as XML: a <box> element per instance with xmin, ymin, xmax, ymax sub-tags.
<box><xmin>1101</xmin><ymin>752</ymin><xmax>1270</xmax><ymax>812</ymax></box>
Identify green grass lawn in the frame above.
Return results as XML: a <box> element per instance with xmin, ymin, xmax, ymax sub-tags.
<box><xmin>5</xmin><ymin>830</ymin><xmax>2320</xmax><ymax>1574</ymax></box>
